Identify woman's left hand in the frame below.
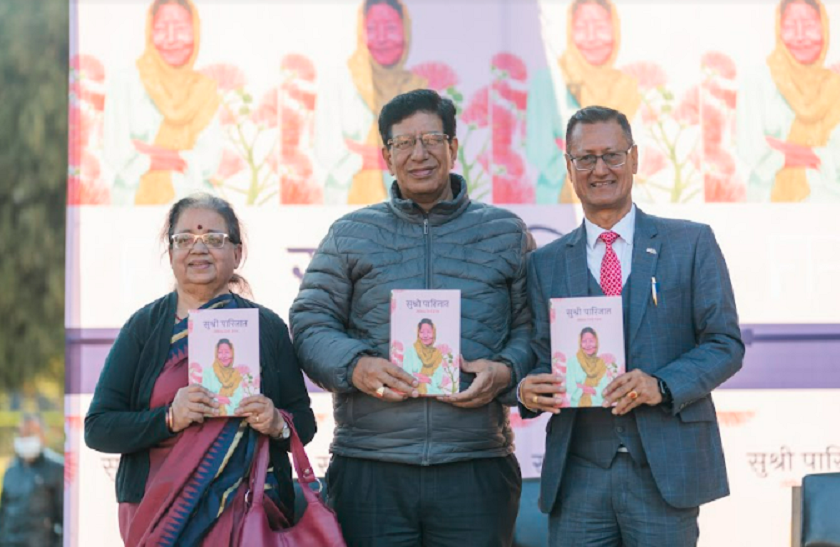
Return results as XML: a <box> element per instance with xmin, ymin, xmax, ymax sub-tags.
<box><xmin>234</xmin><ymin>395</ymin><xmax>286</xmax><ymax>437</ymax></box>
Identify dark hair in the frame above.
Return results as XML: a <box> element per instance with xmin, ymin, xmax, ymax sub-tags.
<box><xmin>780</xmin><ymin>0</ymin><xmax>821</xmax><ymax>17</ymax></box>
<box><xmin>580</xmin><ymin>327</ymin><xmax>598</xmax><ymax>340</ymax></box>
<box><xmin>151</xmin><ymin>0</ymin><xmax>193</xmax><ymax>17</ymax></box>
<box><xmin>364</xmin><ymin>0</ymin><xmax>404</xmax><ymax>17</ymax></box>
<box><xmin>161</xmin><ymin>193</ymin><xmax>251</xmax><ymax>295</ymax></box>
<box><xmin>378</xmin><ymin>89</ymin><xmax>457</xmax><ymax>144</ymax></box>
<box><xmin>216</xmin><ymin>338</ymin><xmax>233</xmax><ymax>350</ymax></box>
<box><xmin>565</xmin><ymin>105</ymin><xmax>633</xmax><ymax>151</ymax></box>
<box><xmin>418</xmin><ymin>318</ymin><xmax>435</xmax><ymax>330</ymax></box>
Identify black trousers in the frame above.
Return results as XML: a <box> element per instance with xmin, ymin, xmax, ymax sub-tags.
<box><xmin>326</xmin><ymin>454</ymin><xmax>522</xmax><ymax>547</ymax></box>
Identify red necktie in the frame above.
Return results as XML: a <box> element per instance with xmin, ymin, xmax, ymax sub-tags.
<box><xmin>599</xmin><ymin>231</ymin><xmax>622</xmax><ymax>296</ymax></box>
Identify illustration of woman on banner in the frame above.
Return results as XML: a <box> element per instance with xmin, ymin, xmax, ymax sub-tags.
<box><xmin>737</xmin><ymin>0</ymin><xmax>840</xmax><ymax>202</ymax></box>
<box><xmin>313</xmin><ymin>0</ymin><xmax>427</xmax><ymax>205</ymax></box>
<box><xmin>103</xmin><ymin>0</ymin><xmax>224</xmax><ymax>206</ymax></box>
<box><xmin>568</xmin><ymin>327</ymin><xmax>609</xmax><ymax>407</ymax></box>
<box><xmin>402</xmin><ymin>319</ymin><xmax>446</xmax><ymax>395</ymax></box>
<box><xmin>201</xmin><ymin>338</ymin><xmax>245</xmax><ymax>416</ymax></box>
<box><xmin>526</xmin><ymin>0</ymin><xmax>641</xmax><ymax>204</ymax></box>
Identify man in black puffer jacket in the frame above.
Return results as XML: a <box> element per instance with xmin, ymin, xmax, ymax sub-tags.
<box><xmin>291</xmin><ymin>89</ymin><xmax>533</xmax><ymax>547</ymax></box>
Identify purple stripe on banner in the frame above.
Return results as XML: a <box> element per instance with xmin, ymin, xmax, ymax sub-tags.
<box><xmin>67</xmin><ymin>324</ymin><xmax>840</xmax><ymax>394</ymax></box>
<box><xmin>720</xmin><ymin>324</ymin><xmax>840</xmax><ymax>390</ymax></box>
<box><xmin>65</xmin><ymin>328</ymin><xmax>325</xmax><ymax>395</ymax></box>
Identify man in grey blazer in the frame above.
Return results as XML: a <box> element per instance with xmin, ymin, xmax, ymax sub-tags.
<box><xmin>518</xmin><ymin>105</ymin><xmax>744</xmax><ymax>546</ymax></box>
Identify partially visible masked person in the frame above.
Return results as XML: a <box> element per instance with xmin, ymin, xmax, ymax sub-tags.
<box><xmin>0</xmin><ymin>414</ymin><xmax>63</xmax><ymax>547</ymax></box>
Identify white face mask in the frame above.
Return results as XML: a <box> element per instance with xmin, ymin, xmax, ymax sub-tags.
<box><xmin>13</xmin><ymin>436</ymin><xmax>42</xmax><ymax>460</ymax></box>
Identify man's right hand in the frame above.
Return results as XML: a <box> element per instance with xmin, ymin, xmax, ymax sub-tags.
<box><xmin>351</xmin><ymin>356</ymin><xmax>420</xmax><ymax>402</ymax></box>
<box><xmin>518</xmin><ymin>373</ymin><xmax>565</xmax><ymax>414</ymax></box>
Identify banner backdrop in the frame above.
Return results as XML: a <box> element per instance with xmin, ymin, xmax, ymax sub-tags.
<box><xmin>67</xmin><ymin>1</ymin><xmax>840</xmax><ymax>546</ymax></box>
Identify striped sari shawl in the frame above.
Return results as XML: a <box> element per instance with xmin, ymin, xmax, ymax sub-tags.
<box><xmin>126</xmin><ymin>294</ymin><xmax>284</xmax><ymax>546</ymax></box>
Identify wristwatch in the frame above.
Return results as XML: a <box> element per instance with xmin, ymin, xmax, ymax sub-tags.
<box><xmin>655</xmin><ymin>376</ymin><xmax>673</xmax><ymax>406</ymax></box>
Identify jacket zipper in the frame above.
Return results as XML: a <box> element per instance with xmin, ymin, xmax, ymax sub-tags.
<box><xmin>423</xmin><ymin>215</ymin><xmax>431</xmax><ymax>466</ymax></box>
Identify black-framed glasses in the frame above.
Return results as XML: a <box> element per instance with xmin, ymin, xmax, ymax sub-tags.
<box><xmin>387</xmin><ymin>132</ymin><xmax>450</xmax><ymax>152</ymax></box>
<box><xmin>567</xmin><ymin>146</ymin><xmax>634</xmax><ymax>171</ymax></box>
<box><xmin>170</xmin><ymin>232</ymin><xmax>231</xmax><ymax>250</ymax></box>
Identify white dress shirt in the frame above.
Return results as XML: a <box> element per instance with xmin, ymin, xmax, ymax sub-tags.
<box><xmin>583</xmin><ymin>204</ymin><xmax>636</xmax><ymax>290</ymax></box>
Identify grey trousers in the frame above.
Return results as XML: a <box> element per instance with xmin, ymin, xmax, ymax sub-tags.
<box><xmin>549</xmin><ymin>453</ymin><xmax>700</xmax><ymax>547</ymax></box>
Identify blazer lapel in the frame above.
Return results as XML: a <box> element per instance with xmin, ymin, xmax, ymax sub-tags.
<box><xmin>627</xmin><ymin>209</ymin><xmax>659</xmax><ymax>344</ymax></box>
<box><xmin>562</xmin><ymin>223</ymin><xmax>589</xmax><ymax>298</ymax></box>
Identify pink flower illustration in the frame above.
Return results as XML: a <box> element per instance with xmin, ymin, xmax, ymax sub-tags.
<box><xmin>703</xmin><ymin>80</ymin><xmax>737</xmax><ymax>110</ymax></box>
<box><xmin>281</xmin><ymin>107</ymin><xmax>304</xmax><ymax>149</ymax></box>
<box><xmin>214</xmin><ymin>149</ymin><xmax>246</xmax><ymax>180</ymax></box>
<box><xmin>673</xmin><ymin>86</ymin><xmax>700</xmax><ymax>126</ymax></box>
<box><xmin>251</xmin><ymin>88</ymin><xmax>278</xmax><ymax>128</ymax></box>
<box><xmin>462</xmin><ymin>87</ymin><xmax>489</xmax><ymax>128</ymax></box>
<box><xmin>412</xmin><ymin>61</ymin><xmax>459</xmax><ymax>91</ymax></box>
<box><xmin>71</xmin><ymin>54</ymin><xmax>105</xmax><ymax>82</ymax></box>
<box><xmin>705</xmin><ymin>172</ymin><xmax>746</xmax><ymax>203</ymax></box>
<box><xmin>578</xmin><ymin>383</ymin><xmax>596</xmax><ymax>396</ymax></box>
<box><xmin>492</xmin><ymin>52</ymin><xmax>528</xmax><ymax>82</ymax></box>
<box><xmin>550</xmin><ymin>305</ymin><xmax>556</xmax><ymax>323</ymax></box>
<box><xmin>640</xmin><ymin>103</ymin><xmax>658</xmax><ymax>125</ymax></box>
<box><xmin>200</xmin><ymin>63</ymin><xmax>246</xmax><ymax>93</ymax></box>
<box><xmin>217</xmin><ymin>396</ymin><xmax>231</xmax><ymax>405</ymax></box>
<box><xmin>280</xmin><ymin>53</ymin><xmax>316</xmax><ymax>82</ymax></box>
<box><xmin>601</xmin><ymin>353</ymin><xmax>615</xmax><ymax>365</ymax></box>
<box><xmin>218</xmin><ymin>104</ymin><xmax>236</xmax><ymax>126</ymax></box>
<box><xmin>491</xmin><ymin>104</ymin><xmax>515</xmax><ymax>151</ymax></box>
<box><xmin>701</xmin><ymin>51</ymin><xmax>737</xmax><ymax>80</ymax></box>
<box><xmin>438</xmin><ymin>343</ymin><xmax>452</xmax><ymax>356</ymax></box>
<box><xmin>494</xmin><ymin>147</ymin><xmax>524</xmax><ymax>178</ymax></box>
<box><xmin>621</xmin><ymin>61</ymin><xmax>667</xmax><ymax>91</ymax></box>
<box><xmin>440</xmin><ymin>375</ymin><xmax>452</xmax><ymax>389</ymax></box>
<box><xmin>283</xmin><ymin>82</ymin><xmax>317</xmax><ymax>111</ymax></box>
<box><xmin>553</xmin><ymin>351</ymin><xmax>566</xmax><ymax>363</ymax></box>
<box><xmin>492</xmin><ymin>177</ymin><xmax>529</xmax><ymax>204</ymax></box>
<box><xmin>702</xmin><ymin>104</ymin><xmax>725</xmax><ymax>153</ymax></box>
<box><xmin>235</xmin><ymin>365</ymin><xmax>250</xmax><ymax>376</ymax></box>
<box><xmin>68</xmin><ymin>153</ymin><xmax>110</xmax><ymax>205</ymax></box>
<box><xmin>493</xmin><ymin>80</ymin><xmax>528</xmax><ymax>111</ymax></box>
<box><xmin>638</xmin><ymin>147</ymin><xmax>667</xmax><ymax>179</ymax></box>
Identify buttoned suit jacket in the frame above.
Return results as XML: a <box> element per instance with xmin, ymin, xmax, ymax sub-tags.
<box><xmin>523</xmin><ymin>207</ymin><xmax>744</xmax><ymax>513</ymax></box>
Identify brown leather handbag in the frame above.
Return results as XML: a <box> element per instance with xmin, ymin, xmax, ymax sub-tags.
<box><xmin>239</xmin><ymin>411</ymin><xmax>346</xmax><ymax>547</ymax></box>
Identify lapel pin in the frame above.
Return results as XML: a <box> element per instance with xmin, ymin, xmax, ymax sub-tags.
<box><xmin>646</xmin><ymin>248</ymin><xmax>657</xmax><ymax>255</ymax></box>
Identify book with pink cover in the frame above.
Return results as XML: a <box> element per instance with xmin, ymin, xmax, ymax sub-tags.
<box><xmin>188</xmin><ymin>308</ymin><xmax>260</xmax><ymax>417</ymax></box>
<box><xmin>390</xmin><ymin>290</ymin><xmax>460</xmax><ymax>396</ymax></box>
<box><xmin>549</xmin><ymin>296</ymin><xmax>625</xmax><ymax>408</ymax></box>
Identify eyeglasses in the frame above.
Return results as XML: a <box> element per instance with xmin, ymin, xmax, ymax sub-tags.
<box><xmin>387</xmin><ymin>132</ymin><xmax>450</xmax><ymax>152</ymax></box>
<box><xmin>567</xmin><ymin>146</ymin><xmax>634</xmax><ymax>171</ymax></box>
<box><xmin>170</xmin><ymin>232</ymin><xmax>231</xmax><ymax>250</ymax></box>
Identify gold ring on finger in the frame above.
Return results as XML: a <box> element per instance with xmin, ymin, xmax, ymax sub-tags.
<box><xmin>628</xmin><ymin>390</ymin><xmax>639</xmax><ymax>400</ymax></box>
<box><xmin>531</xmin><ymin>395</ymin><xmax>539</xmax><ymax>404</ymax></box>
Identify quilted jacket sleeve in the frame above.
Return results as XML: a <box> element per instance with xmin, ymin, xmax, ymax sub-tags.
<box><xmin>290</xmin><ymin>226</ymin><xmax>375</xmax><ymax>393</ymax></box>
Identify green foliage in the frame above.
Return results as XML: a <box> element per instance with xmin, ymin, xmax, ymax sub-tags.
<box><xmin>0</xmin><ymin>0</ymin><xmax>68</xmax><ymax>390</ymax></box>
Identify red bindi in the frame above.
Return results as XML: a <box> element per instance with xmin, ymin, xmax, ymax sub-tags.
<box><xmin>197</xmin><ymin>224</ymin><xmax>203</xmax><ymax>230</ymax></box>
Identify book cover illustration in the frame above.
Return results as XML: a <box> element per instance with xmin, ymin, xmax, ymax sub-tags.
<box><xmin>390</xmin><ymin>290</ymin><xmax>460</xmax><ymax>396</ymax></box>
<box><xmin>188</xmin><ymin>308</ymin><xmax>260</xmax><ymax>416</ymax></box>
<box><xmin>549</xmin><ymin>296</ymin><xmax>625</xmax><ymax>408</ymax></box>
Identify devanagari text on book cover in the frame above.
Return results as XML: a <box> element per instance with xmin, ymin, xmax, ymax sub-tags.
<box><xmin>550</xmin><ymin>296</ymin><xmax>625</xmax><ymax>408</ymax></box>
<box><xmin>188</xmin><ymin>308</ymin><xmax>260</xmax><ymax>416</ymax></box>
<box><xmin>390</xmin><ymin>290</ymin><xmax>460</xmax><ymax>396</ymax></box>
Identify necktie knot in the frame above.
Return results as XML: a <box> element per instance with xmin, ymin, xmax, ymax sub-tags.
<box><xmin>599</xmin><ymin>231</ymin><xmax>619</xmax><ymax>246</ymax></box>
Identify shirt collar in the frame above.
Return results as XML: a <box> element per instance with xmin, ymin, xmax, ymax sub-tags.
<box><xmin>585</xmin><ymin>204</ymin><xmax>636</xmax><ymax>249</ymax></box>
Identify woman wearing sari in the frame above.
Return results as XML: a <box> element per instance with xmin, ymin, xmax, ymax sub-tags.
<box><xmin>104</xmin><ymin>0</ymin><xmax>224</xmax><ymax>206</ymax></box>
<box><xmin>313</xmin><ymin>0</ymin><xmax>426</xmax><ymax>205</ymax></box>
<box><xmin>526</xmin><ymin>0</ymin><xmax>641</xmax><ymax>204</ymax></box>
<box><xmin>567</xmin><ymin>327</ymin><xmax>609</xmax><ymax>408</ymax></box>
<box><xmin>737</xmin><ymin>0</ymin><xmax>840</xmax><ymax>202</ymax></box>
<box><xmin>84</xmin><ymin>194</ymin><xmax>316</xmax><ymax>546</ymax></box>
